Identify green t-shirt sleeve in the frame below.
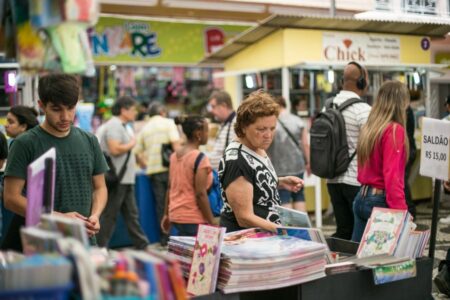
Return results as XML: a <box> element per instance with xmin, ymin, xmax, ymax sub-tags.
<box><xmin>5</xmin><ymin>138</ymin><xmax>32</xmax><ymax>179</ymax></box>
<box><xmin>91</xmin><ymin>135</ymin><xmax>109</xmax><ymax>175</ymax></box>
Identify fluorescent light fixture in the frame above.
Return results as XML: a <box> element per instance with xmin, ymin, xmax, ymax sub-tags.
<box><xmin>413</xmin><ymin>71</ymin><xmax>421</xmax><ymax>85</ymax></box>
<box><xmin>163</xmin><ymin>0</ymin><xmax>266</xmax><ymax>13</ymax></box>
<box><xmin>245</xmin><ymin>74</ymin><xmax>255</xmax><ymax>89</ymax></box>
<box><xmin>327</xmin><ymin>68</ymin><xmax>334</xmax><ymax>84</ymax></box>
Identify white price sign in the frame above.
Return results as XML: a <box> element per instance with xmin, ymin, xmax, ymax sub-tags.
<box><xmin>419</xmin><ymin>117</ymin><xmax>450</xmax><ymax>181</ymax></box>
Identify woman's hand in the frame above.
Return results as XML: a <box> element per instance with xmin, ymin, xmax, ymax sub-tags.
<box><xmin>279</xmin><ymin>176</ymin><xmax>304</xmax><ymax>192</ymax></box>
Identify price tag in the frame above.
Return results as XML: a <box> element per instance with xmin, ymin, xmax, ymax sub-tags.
<box><xmin>419</xmin><ymin>117</ymin><xmax>450</xmax><ymax>181</ymax></box>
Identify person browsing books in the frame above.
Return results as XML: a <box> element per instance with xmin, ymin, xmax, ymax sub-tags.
<box><xmin>219</xmin><ymin>91</ymin><xmax>304</xmax><ymax>233</ymax></box>
<box><xmin>1</xmin><ymin>74</ymin><xmax>109</xmax><ymax>251</ymax></box>
<box><xmin>351</xmin><ymin>81</ymin><xmax>409</xmax><ymax>242</ymax></box>
<box><xmin>161</xmin><ymin>115</ymin><xmax>216</xmax><ymax>236</ymax></box>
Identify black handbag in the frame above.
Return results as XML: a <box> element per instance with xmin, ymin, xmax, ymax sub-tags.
<box><xmin>161</xmin><ymin>143</ymin><xmax>173</xmax><ymax>167</ymax></box>
<box><xmin>104</xmin><ymin>151</ymin><xmax>131</xmax><ymax>190</ymax></box>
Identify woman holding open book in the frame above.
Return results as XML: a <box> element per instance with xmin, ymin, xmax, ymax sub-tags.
<box><xmin>351</xmin><ymin>81</ymin><xmax>409</xmax><ymax>242</ymax></box>
<box><xmin>218</xmin><ymin>90</ymin><xmax>304</xmax><ymax>233</ymax></box>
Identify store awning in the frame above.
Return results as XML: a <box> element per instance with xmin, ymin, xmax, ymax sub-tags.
<box><xmin>201</xmin><ymin>14</ymin><xmax>450</xmax><ymax>64</ymax></box>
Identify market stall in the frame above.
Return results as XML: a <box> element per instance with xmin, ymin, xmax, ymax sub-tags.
<box><xmin>201</xmin><ymin>14</ymin><xmax>450</xmax><ymax>221</ymax></box>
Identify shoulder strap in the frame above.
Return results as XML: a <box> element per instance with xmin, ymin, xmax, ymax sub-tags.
<box><xmin>117</xmin><ymin>151</ymin><xmax>131</xmax><ymax>181</ymax></box>
<box><xmin>193</xmin><ymin>152</ymin><xmax>205</xmax><ymax>174</ymax></box>
<box><xmin>338</xmin><ymin>97</ymin><xmax>364</xmax><ymax>112</ymax></box>
<box><xmin>278</xmin><ymin>119</ymin><xmax>300</xmax><ymax>148</ymax></box>
<box><xmin>225</xmin><ymin>122</ymin><xmax>232</xmax><ymax>151</ymax></box>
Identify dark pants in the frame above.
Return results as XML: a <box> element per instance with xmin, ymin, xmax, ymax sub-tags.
<box><xmin>327</xmin><ymin>183</ymin><xmax>361</xmax><ymax>240</ymax></box>
<box><xmin>405</xmin><ymin>162</ymin><xmax>416</xmax><ymax>219</ymax></box>
<box><xmin>172</xmin><ymin>223</ymin><xmax>199</xmax><ymax>237</ymax></box>
<box><xmin>149</xmin><ymin>172</ymin><xmax>169</xmax><ymax>245</ymax></box>
<box><xmin>97</xmin><ymin>184</ymin><xmax>149</xmax><ymax>249</ymax></box>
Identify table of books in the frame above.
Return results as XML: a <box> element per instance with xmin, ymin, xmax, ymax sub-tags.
<box><xmin>194</xmin><ymin>257</ymin><xmax>433</xmax><ymax>300</ymax></box>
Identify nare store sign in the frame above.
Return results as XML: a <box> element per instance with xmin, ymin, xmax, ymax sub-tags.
<box><xmin>90</xmin><ymin>17</ymin><xmax>248</xmax><ymax>64</ymax></box>
<box><xmin>322</xmin><ymin>32</ymin><xmax>400</xmax><ymax>64</ymax></box>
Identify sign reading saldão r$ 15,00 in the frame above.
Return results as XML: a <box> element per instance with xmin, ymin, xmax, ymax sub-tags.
<box><xmin>420</xmin><ymin>117</ymin><xmax>450</xmax><ymax>181</ymax></box>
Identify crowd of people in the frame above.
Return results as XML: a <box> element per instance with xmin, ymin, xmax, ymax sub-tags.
<box><xmin>0</xmin><ymin>65</ymin><xmax>448</xmax><ymax>256</ymax></box>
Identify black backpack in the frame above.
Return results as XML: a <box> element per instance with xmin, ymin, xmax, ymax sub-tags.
<box><xmin>310</xmin><ymin>97</ymin><xmax>364</xmax><ymax>179</ymax></box>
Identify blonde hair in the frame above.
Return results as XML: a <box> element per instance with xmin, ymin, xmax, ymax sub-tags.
<box><xmin>234</xmin><ymin>90</ymin><xmax>280</xmax><ymax>138</ymax></box>
<box><xmin>357</xmin><ymin>80</ymin><xmax>409</xmax><ymax>166</ymax></box>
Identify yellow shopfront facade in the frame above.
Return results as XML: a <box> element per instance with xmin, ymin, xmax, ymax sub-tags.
<box><xmin>202</xmin><ymin>15</ymin><xmax>450</xmax><ymax>216</ymax></box>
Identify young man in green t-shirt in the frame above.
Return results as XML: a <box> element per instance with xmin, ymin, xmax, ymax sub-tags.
<box><xmin>1</xmin><ymin>74</ymin><xmax>108</xmax><ymax>251</ymax></box>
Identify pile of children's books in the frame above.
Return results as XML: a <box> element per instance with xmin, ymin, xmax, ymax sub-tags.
<box><xmin>357</xmin><ymin>207</ymin><xmax>430</xmax><ymax>259</ymax></box>
<box><xmin>169</xmin><ymin>227</ymin><xmax>327</xmax><ymax>294</ymax></box>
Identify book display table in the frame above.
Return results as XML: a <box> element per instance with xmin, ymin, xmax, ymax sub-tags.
<box><xmin>195</xmin><ymin>257</ymin><xmax>433</xmax><ymax>300</ymax></box>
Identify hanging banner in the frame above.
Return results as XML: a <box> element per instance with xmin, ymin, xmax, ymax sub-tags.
<box><xmin>90</xmin><ymin>17</ymin><xmax>249</xmax><ymax>64</ymax></box>
<box><xmin>322</xmin><ymin>31</ymin><xmax>401</xmax><ymax>64</ymax></box>
<box><xmin>420</xmin><ymin>117</ymin><xmax>450</xmax><ymax>181</ymax></box>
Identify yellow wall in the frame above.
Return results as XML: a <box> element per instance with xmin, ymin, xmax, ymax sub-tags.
<box><xmin>283</xmin><ymin>29</ymin><xmax>323</xmax><ymax>66</ymax></box>
<box><xmin>225</xmin><ymin>30</ymin><xmax>285</xmax><ymax>71</ymax></box>
<box><xmin>400</xmin><ymin>36</ymin><xmax>431</xmax><ymax>64</ymax></box>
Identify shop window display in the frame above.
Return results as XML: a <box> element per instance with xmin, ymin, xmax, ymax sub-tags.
<box><xmin>81</xmin><ymin>65</ymin><xmax>218</xmax><ymax>119</ymax></box>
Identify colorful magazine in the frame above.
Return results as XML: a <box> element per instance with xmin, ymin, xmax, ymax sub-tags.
<box><xmin>357</xmin><ymin>207</ymin><xmax>408</xmax><ymax>258</ymax></box>
<box><xmin>186</xmin><ymin>225</ymin><xmax>226</xmax><ymax>296</ymax></box>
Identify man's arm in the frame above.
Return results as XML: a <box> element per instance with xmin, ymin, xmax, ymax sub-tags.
<box><xmin>3</xmin><ymin>176</ymin><xmax>27</xmax><ymax>216</ymax></box>
<box><xmin>85</xmin><ymin>174</ymin><xmax>108</xmax><ymax>236</ymax></box>
<box><xmin>107</xmin><ymin>138</ymin><xmax>135</xmax><ymax>156</ymax></box>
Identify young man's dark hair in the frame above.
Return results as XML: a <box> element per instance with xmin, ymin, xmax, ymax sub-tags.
<box><xmin>111</xmin><ymin>96</ymin><xmax>136</xmax><ymax>116</ymax></box>
<box><xmin>38</xmin><ymin>74</ymin><xmax>79</xmax><ymax>107</ymax></box>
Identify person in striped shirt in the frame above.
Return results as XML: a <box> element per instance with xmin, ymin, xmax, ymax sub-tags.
<box><xmin>207</xmin><ymin>90</ymin><xmax>237</xmax><ymax>170</ymax></box>
<box><xmin>326</xmin><ymin>61</ymin><xmax>372</xmax><ymax>240</ymax></box>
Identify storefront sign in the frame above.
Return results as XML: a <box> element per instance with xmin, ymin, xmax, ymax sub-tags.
<box><xmin>322</xmin><ymin>32</ymin><xmax>401</xmax><ymax>64</ymax></box>
<box><xmin>420</xmin><ymin>117</ymin><xmax>450</xmax><ymax>181</ymax></box>
<box><xmin>90</xmin><ymin>17</ymin><xmax>249</xmax><ymax>64</ymax></box>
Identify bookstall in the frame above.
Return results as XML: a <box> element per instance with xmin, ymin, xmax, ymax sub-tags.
<box><xmin>200</xmin><ymin>14</ymin><xmax>450</xmax><ymax>220</ymax></box>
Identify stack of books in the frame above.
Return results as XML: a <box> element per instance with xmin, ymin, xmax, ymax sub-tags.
<box><xmin>357</xmin><ymin>207</ymin><xmax>430</xmax><ymax>259</ymax></box>
<box><xmin>169</xmin><ymin>228</ymin><xmax>327</xmax><ymax>294</ymax></box>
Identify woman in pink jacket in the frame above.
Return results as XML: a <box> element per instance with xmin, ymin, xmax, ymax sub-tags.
<box><xmin>352</xmin><ymin>81</ymin><xmax>410</xmax><ymax>242</ymax></box>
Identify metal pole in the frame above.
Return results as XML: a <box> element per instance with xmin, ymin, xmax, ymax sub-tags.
<box><xmin>429</xmin><ymin>179</ymin><xmax>442</xmax><ymax>259</ymax></box>
<box><xmin>330</xmin><ymin>0</ymin><xmax>336</xmax><ymax>17</ymax></box>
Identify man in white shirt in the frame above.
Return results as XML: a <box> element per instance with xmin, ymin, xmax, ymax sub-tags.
<box><xmin>327</xmin><ymin>62</ymin><xmax>372</xmax><ymax>240</ymax></box>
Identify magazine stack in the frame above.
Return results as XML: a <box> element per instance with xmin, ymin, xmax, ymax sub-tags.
<box><xmin>168</xmin><ymin>228</ymin><xmax>328</xmax><ymax>294</ymax></box>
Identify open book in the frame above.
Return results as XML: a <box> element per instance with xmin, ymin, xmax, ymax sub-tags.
<box><xmin>275</xmin><ymin>205</ymin><xmax>312</xmax><ymax>228</ymax></box>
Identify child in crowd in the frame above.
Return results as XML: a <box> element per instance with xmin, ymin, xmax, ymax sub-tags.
<box><xmin>161</xmin><ymin>115</ymin><xmax>216</xmax><ymax>236</ymax></box>
<box><xmin>351</xmin><ymin>81</ymin><xmax>410</xmax><ymax>242</ymax></box>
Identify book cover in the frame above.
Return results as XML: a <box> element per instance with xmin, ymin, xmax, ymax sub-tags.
<box><xmin>372</xmin><ymin>259</ymin><xmax>417</xmax><ymax>285</ymax></box>
<box><xmin>40</xmin><ymin>214</ymin><xmax>89</xmax><ymax>248</ymax></box>
<box><xmin>357</xmin><ymin>207</ymin><xmax>408</xmax><ymax>258</ymax></box>
<box><xmin>186</xmin><ymin>225</ymin><xmax>226</xmax><ymax>296</ymax></box>
<box><xmin>26</xmin><ymin>148</ymin><xmax>56</xmax><ymax>227</ymax></box>
<box><xmin>275</xmin><ymin>205</ymin><xmax>312</xmax><ymax>228</ymax></box>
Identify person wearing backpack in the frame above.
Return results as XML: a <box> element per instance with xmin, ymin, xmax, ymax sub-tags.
<box><xmin>351</xmin><ymin>81</ymin><xmax>410</xmax><ymax>242</ymax></box>
<box><xmin>311</xmin><ymin>61</ymin><xmax>371</xmax><ymax>240</ymax></box>
<box><xmin>160</xmin><ymin>115</ymin><xmax>217</xmax><ymax>237</ymax></box>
